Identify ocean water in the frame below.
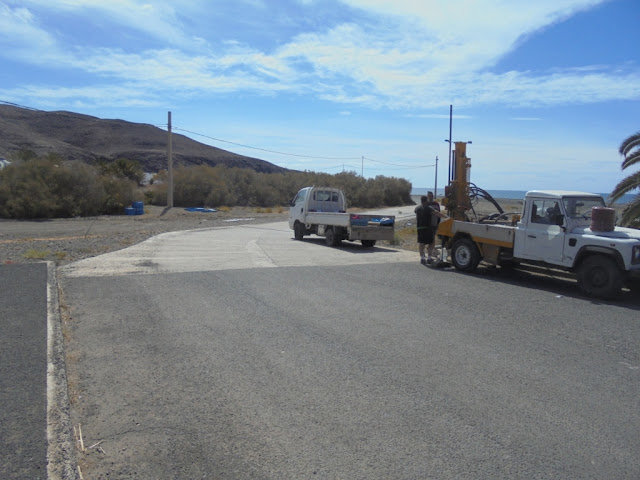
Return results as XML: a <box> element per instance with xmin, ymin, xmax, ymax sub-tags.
<box><xmin>411</xmin><ymin>188</ymin><xmax>636</xmax><ymax>205</ymax></box>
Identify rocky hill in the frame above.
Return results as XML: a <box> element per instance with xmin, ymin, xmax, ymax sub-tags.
<box><xmin>0</xmin><ymin>104</ymin><xmax>286</xmax><ymax>173</ymax></box>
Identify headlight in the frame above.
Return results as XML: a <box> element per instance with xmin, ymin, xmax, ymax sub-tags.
<box><xmin>633</xmin><ymin>245</ymin><xmax>640</xmax><ymax>265</ymax></box>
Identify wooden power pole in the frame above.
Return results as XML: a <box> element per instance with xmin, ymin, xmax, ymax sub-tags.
<box><xmin>167</xmin><ymin>111</ymin><xmax>173</xmax><ymax>208</ymax></box>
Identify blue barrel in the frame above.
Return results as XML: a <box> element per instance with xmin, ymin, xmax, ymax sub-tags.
<box><xmin>132</xmin><ymin>201</ymin><xmax>144</xmax><ymax>215</ymax></box>
<box><xmin>124</xmin><ymin>207</ymin><xmax>136</xmax><ymax>215</ymax></box>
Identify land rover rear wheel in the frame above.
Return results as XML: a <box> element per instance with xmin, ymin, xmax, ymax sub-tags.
<box><xmin>451</xmin><ymin>238</ymin><xmax>481</xmax><ymax>272</ymax></box>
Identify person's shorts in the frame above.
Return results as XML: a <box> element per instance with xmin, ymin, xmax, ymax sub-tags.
<box><xmin>417</xmin><ymin>228</ymin><xmax>435</xmax><ymax>244</ymax></box>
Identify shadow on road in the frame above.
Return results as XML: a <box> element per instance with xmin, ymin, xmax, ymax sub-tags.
<box><xmin>292</xmin><ymin>237</ymin><xmax>403</xmax><ymax>254</ymax></box>
<box><xmin>427</xmin><ymin>262</ymin><xmax>640</xmax><ymax>311</ymax></box>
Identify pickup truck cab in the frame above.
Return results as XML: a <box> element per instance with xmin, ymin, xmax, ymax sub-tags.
<box><xmin>289</xmin><ymin>186</ymin><xmax>395</xmax><ymax>247</ymax></box>
<box><xmin>437</xmin><ymin>190</ymin><xmax>640</xmax><ymax>299</ymax></box>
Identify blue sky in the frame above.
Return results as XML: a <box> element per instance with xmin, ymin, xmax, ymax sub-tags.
<box><xmin>1</xmin><ymin>0</ymin><xmax>639</xmax><ymax>193</ymax></box>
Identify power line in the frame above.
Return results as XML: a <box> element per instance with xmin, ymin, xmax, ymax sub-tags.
<box><xmin>0</xmin><ymin>99</ymin><xmax>40</xmax><ymax>110</ymax></box>
<box><xmin>173</xmin><ymin>126</ymin><xmax>437</xmax><ymax>171</ymax></box>
<box><xmin>366</xmin><ymin>164</ymin><xmax>436</xmax><ymax>172</ymax></box>
<box><xmin>1</xmin><ymin>102</ymin><xmax>438</xmax><ymax>174</ymax></box>
<box><xmin>364</xmin><ymin>156</ymin><xmax>435</xmax><ymax>169</ymax></box>
<box><xmin>173</xmin><ymin>127</ymin><xmax>362</xmax><ymax>161</ymax></box>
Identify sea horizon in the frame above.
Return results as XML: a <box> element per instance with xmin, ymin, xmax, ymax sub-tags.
<box><xmin>411</xmin><ymin>188</ymin><xmax>635</xmax><ymax>205</ymax></box>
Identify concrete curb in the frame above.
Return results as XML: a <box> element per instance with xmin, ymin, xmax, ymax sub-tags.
<box><xmin>46</xmin><ymin>262</ymin><xmax>79</xmax><ymax>480</ymax></box>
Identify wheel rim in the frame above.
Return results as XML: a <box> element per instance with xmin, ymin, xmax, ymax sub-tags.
<box><xmin>455</xmin><ymin>245</ymin><xmax>471</xmax><ymax>268</ymax></box>
<box><xmin>326</xmin><ymin>229</ymin><xmax>334</xmax><ymax>244</ymax></box>
<box><xmin>589</xmin><ymin>266</ymin><xmax>608</xmax><ymax>287</ymax></box>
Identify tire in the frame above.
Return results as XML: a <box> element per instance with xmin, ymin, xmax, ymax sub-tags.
<box><xmin>361</xmin><ymin>240</ymin><xmax>376</xmax><ymax>248</ymax></box>
<box><xmin>577</xmin><ymin>255</ymin><xmax>623</xmax><ymax>299</ymax></box>
<box><xmin>294</xmin><ymin>222</ymin><xmax>305</xmax><ymax>240</ymax></box>
<box><xmin>451</xmin><ymin>238</ymin><xmax>481</xmax><ymax>272</ymax></box>
<box><xmin>325</xmin><ymin>228</ymin><xmax>341</xmax><ymax>247</ymax></box>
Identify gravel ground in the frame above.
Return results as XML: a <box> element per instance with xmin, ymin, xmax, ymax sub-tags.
<box><xmin>0</xmin><ymin>205</ymin><xmax>291</xmax><ymax>266</ymax></box>
<box><xmin>0</xmin><ymin>198</ymin><xmax>560</xmax><ymax>266</ymax></box>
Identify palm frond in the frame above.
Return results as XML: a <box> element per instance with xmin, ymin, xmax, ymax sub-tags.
<box><xmin>609</xmin><ymin>171</ymin><xmax>640</xmax><ymax>204</ymax></box>
<box><xmin>620</xmin><ymin>195</ymin><xmax>640</xmax><ymax>227</ymax></box>
<box><xmin>622</xmin><ymin>150</ymin><xmax>640</xmax><ymax>170</ymax></box>
<box><xmin>619</xmin><ymin>131</ymin><xmax>640</xmax><ymax>157</ymax></box>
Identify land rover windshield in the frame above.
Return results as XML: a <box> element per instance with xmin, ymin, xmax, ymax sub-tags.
<box><xmin>562</xmin><ymin>196</ymin><xmax>605</xmax><ymax>220</ymax></box>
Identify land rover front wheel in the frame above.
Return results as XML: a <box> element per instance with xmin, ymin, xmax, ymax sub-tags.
<box><xmin>577</xmin><ymin>255</ymin><xmax>623</xmax><ymax>299</ymax></box>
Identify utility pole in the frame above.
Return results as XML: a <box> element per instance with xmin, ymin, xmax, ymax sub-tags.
<box><xmin>447</xmin><ymin>104</ymin><xmax>452</xmax><ymax>184</ymax></box>
<box><xmin>167</xmin><ymin>111</ymin><xmax>173</xmax><ymax>208</ymax></box>
<box><xmin>361</xmin><ymin>156</ymin><xmax>364</xmax><ymax>177</ymax></box>
<box><xmin>434</xmin><ymin>155</ymin><xmax>438</xmax><ymax>198</ymax></box>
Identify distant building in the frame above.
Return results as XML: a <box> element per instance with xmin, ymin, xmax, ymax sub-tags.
<box><xmin>0</xmin><ymin>157</ymin><xmax>10</xmax><ymax>169</ymax></box>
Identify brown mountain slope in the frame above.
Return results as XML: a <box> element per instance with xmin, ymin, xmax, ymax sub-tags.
<box><xmin>0</xmin><ymin>104</ymin><xmax>286</xmax><ymax>173</ymax></box>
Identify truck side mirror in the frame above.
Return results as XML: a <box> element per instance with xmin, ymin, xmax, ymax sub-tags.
<box><xmin>555</xmin><ymin>214</ymin><xmax>564</xmax><ymax>226</ymax></box>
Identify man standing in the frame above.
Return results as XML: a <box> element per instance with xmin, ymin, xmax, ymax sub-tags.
<box><xmin>415</xmin><ymin>192</ymin><xmax>443</xmax><ymax>265</ymax></box>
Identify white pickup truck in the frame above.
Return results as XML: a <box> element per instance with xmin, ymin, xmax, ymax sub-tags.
<box><xmin>437</xmin><ymin>190</ymin><xmax>640</xmax><ymax>299</ymax></box>
<box><xmin>289</xmin><ymin>186</ymin><xmax>395</xmax><ymax>247</ymax></box>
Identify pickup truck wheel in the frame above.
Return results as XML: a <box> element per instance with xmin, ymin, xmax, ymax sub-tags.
<box><xmin>577</xmin><ymin>255</ymin><xmax>623</xmax><ymax>299</ymax></box>
<box><xmin>451</xmin><ymin>238</ymin><xmax>481</xmax><ymax>272</ymax></box>
<box><xmin>294</xmin><ymin>222</ymin><xmax>305</xmax><ymax>240</ymax></box>
<box><xmin>361</xmin><ymin>240</ymin><xmax>376</xmax><ymax>248</ymax></box>
<box><xmin>325</xmin><ymin>228</ymin><xmax>341</xmax><ymax>247</ymax></box>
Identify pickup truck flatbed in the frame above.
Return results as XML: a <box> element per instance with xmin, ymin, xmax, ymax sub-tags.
<box><xmin>289</xmin><ymin>187</ymin><xmax>395</xmax><ymax>247</ymax></box>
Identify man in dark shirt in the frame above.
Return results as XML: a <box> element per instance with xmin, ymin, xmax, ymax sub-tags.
<box><xmin>414</xmin><ymin>192</ymin><xmax>443</xmax><ymax>264</ymax></box>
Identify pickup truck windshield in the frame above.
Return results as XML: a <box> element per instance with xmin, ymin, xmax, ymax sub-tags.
<box><xmin>562</xmin><ymin>196</ymin><xmax>605</xmax><ymax>219</ymax></box>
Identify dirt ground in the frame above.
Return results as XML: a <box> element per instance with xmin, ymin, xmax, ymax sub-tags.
<box><xmin>0</xmin><ymin>205</ymin><xmax>290</xmax><ymax>266</ymax></box>
<box><xmin>0</xmin><ymin>197</ymin><xmax>626</xmax><ymax>266</ymax></box>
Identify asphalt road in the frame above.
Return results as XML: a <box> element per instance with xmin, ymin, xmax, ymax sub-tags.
<box><xmin>0</xmin><ymin>263</ymin><xmax>48</xmax><ymax>480</ymax></box>
<box><xmin>59</xmin><ymin>222</ymin><xmax>640</xmax><ymax>479</ymax></box>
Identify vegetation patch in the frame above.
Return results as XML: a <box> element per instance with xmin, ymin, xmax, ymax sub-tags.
<box><xmin>23</xmin><ymin>248</ymin><xmax>51</xmax><ymax>259</ymax></box>
<box><xmin>0</xmin><ymin>151</ymin><xmax>413</xmax><ymax>219</ymax></box>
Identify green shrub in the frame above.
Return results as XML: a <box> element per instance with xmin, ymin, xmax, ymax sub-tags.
<box><xmin>145</xmin><ymin>166</ymin><xmax>412</xmax><ymax>209</ymax></box>
<box><xmin>0</xmin><ymin>153</ymin><xmax>413</xmax><ymax>218</ymax></box>
<box><xmin>0</xmin><ymin>155</ymin><xmax>139</xmax><ymax>218</ymax></box>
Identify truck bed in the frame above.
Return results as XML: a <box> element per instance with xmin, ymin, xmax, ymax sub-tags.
<box><xmin>304</xmin><ymin>211</ymin><xmax>395</xmax><ymax>242</ymax></box>
<box><xmin>439</xmin><ymin>218</ymin><xmax>516</xmax><ymax>248</ymax></box>
<box><xmin>349</xmin><ymin>214</ymin><xmax>395</xmax><ymax>241</ymax></box>
<box><xmin>304</xmin><ymin>211</ymin><xmax>350</xmax><ymax>227</ymax></box>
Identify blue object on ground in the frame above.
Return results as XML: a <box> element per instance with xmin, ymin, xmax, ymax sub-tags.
<box><xmin>132</xmin><ymin>201</ymin><xmax>144</xmax><ymax>214</ymax></box>
<box><xmin>184</xmin><ymin>207</ymin><xmax>217</xmax><ymax>213</ymax></box>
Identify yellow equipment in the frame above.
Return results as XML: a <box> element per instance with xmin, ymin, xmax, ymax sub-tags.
<box><xmin>443</xmin><ymin>142</ymin><xmax>472</xmax><ymax>220</ymax></box>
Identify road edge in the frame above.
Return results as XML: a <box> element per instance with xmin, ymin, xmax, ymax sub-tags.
<box><xmin>46</xmin><ymin>261</ymin><xmax>79</xmax><ymax>480</ymax></box>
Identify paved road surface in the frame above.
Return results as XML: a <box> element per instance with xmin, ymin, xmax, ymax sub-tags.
<box><xmin>59</xmin><ymin>222</ymin><xmax>640</xmax><ymax>479</ymax></box>
<box><xmin>0</xmin><ymin>263</ymin><xmax>48</xmax><ymax>480</ymax></box>
<box><xmin>61</xmin><ymin>221</ymin><xmax>416</xmax><ymax>277</ymax></box>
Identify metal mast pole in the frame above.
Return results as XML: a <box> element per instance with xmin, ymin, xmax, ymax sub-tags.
<box><xmin>434</xmin><ymin>155</ymin><xmax>438</xmax><ymax>198</ymax></box>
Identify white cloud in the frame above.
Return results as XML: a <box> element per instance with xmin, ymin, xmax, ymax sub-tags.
<box><xmin>2</xmin><ymin>0</ymin><xmax>638</xmax><ymax>112</ymax></box>
<box><xmin>0</xmin><ymin>4</ymin><xmax>60</xmax><ymax>58</ymax></box>
<box><xmin>16</xmin><ymin>0</ymin><xmax>203</xmax><ymax>49</ymax></box>
<box><xmin>0</xmin><ymin>83</ymin><xmax>163</xmax><ymax>108</ymax></box>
